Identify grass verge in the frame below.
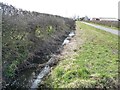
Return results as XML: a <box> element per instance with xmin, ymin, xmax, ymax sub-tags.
<box><xmin>87</xmin><ymin>21</ymin><xmax>120</xmax><ymax>30</ymax></box>
<box><xmin>42</xmin><ymin>21</ymin><xmax>119</xmax><ymax>89</ymax></box>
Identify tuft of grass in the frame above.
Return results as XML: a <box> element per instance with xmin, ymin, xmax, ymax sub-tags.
<box><xmin>43</xmin><ymin>21</ymin><xmax>118</xmax><ymax>88</ymax></box>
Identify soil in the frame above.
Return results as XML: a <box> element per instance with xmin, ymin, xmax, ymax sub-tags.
<box><xmin>58</xmin><ymin>23</ymin><xmax>84</xmax><ymax>61</ymax></box>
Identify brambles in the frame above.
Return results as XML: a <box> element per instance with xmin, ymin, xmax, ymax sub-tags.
<box><xmin>1</xmin><ymin>3</ymin><xmax>75</xmax><ymax>85</ymax></box>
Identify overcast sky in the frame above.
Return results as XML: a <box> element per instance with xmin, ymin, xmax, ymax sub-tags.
<box><xmin>0</xmin><ymin>0</ymin><xmax>119</xmax><ymax>18</ymax></box>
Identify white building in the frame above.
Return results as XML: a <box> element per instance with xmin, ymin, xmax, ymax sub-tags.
<box><xmin>99</xmin><ymin>17</ymin><xmax>118</xmax><ymax>21</ymax></box>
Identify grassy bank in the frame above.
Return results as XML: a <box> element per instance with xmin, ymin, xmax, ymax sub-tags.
<box><xmin>42</xmin><ymin>21</ymin><xmax>119</xmax><ymax>89</ymax></box>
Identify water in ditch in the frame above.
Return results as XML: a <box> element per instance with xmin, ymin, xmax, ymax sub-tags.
<box><xmin>3</xmin><ymin>31</ymin><xmax>75</xmax><ymax>89</ymax></box>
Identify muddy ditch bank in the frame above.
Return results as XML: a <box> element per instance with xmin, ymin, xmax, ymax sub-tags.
<box><xmin>31</xmin><ymin>31</ymin><xmax>75</xmax><ymax>89</ymax></box>
<box><xmin>2</xmin><ymin>30</ymin><xmax>75</xmax><ymax>89</ymax></box>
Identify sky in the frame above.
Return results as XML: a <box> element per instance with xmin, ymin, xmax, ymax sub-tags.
<box><xmin>0</xmin><ymin>0</ymin><xmax>119</xmax><ymax>19</ymax></box>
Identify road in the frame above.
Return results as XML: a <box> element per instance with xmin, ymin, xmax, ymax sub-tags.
<box><xmin>82</xmin><ymin>22</ymin><xmax>120</xmax><ymax>36</ymax></box>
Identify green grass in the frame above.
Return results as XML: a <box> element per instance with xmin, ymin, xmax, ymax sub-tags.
<box><xmin>87</xmin><ymin>21</ymin><xmax>120</xmax><ymax>30</ymax></box>
<box><xmin>43</xmin><ymin>21</ymin><xmax>119</xmax><ymax>88</ymax></box>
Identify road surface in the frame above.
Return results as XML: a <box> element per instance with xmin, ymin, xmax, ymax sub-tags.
<box><xmin>82</xmin><ymin>22</ymin><xmax>120</xmax><ymax>36</ymax></box>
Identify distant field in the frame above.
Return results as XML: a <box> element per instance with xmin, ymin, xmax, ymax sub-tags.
<box><xmin>87</xmin><ymin>20</ymin><xmax>120</xmax><ymax>30</ymax></box>
<box><xmin>43</xmin><ymin>21</ymin><xmax>119</xmax><ymax>89</ymax></box>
